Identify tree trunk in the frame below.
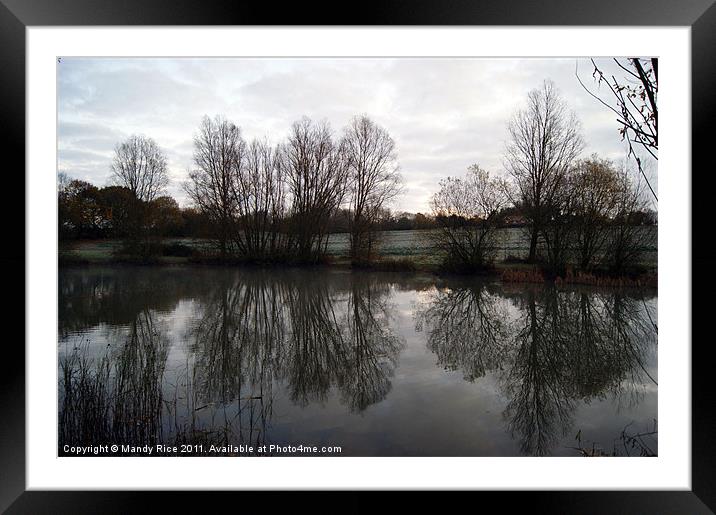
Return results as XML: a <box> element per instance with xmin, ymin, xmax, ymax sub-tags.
<box><xmin>528</xmin><ymin>226</ymin><xmax>539</xmax><ymax>262</ymax></box>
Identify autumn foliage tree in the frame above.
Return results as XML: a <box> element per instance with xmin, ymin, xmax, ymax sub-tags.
<box><xmin>58</xmin><ymin>179</ymin><xmax>104</xmax><ymax>239</ymax></box>
<box><xmin>569</xmin><ymin>156</ymin><xmax>621</xmax><ymax>270</ymax></box>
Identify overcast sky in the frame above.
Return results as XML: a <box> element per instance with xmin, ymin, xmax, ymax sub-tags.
<box><xmin>58</xmin><ymin>57</ymin><xmax>654</xmax><ymax>213</ymax></box>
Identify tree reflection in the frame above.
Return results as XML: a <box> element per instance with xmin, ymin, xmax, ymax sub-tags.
<box><xmin>61</xmin><ymin>267</ymin><xmax>405</xmax><ymax>451</ymax></box>
<box><xmin>506</xmin><ymin>286</ymin><xmax>657</xmax><ymax>455</ymax></box>
<box><xmin>184</xmin><ymin>270</ymin><xmax>404</xmax><ymax>446</ymax></box>
<box><xmin>503</xmin><ymin>287</ymin><xmax>576</xmax><ymax>456</ymax></box>
<box><xmin>59</xmin><ymin>266</ymin><xmax>214</xmax><ymax>336</ymax></box>
<box><xmin>282</xmin><ymin>277</ymin><xmax>348</xmax><ymax>406</ymax></box>
<box><xmin>416</xmin><ymin>282</ymin><xmax>509</xmax><ymax>382</ymax></box>
<box><xmin>184</xmin><ymin>271</ymin><xmax>287</xmax><ymax>449</ymax></box>
<box><xmin>418</xmin><ymin>281</ymin><xmax>657</xmax><ymax>456</ymax></box>
<box><xmin>60</xmin><ymin>266</ymin><xmax>656</xmax><ymax>456</ymax></box>
<box><xmin>338</xmin><ymin>277</ymin><xmax>403</xmax><ymax>412</ymax></box>
<box><xmin>188</xmin><ymin>273</ymin><xmax>283</xmax><ymax>404</ymax></box>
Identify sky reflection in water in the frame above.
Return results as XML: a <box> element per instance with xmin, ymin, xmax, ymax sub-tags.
<box><xmin>58</xmin><ymin>266</ymin><xmax>657</xmax><ymax>457</ymax></box>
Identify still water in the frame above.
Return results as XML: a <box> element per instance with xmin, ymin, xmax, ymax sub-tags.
<box><xmin>59</xmin><ymin>266</ymin><xmax>657</xmax><ymax>457</ymax></box>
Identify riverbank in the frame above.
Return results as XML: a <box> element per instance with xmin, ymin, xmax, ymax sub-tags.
<box><xmin>59</xmin><ymin>237</ymin><xmax>657</xmax><ymax>289</ymax></box>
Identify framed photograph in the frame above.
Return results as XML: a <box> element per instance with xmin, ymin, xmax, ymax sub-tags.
<box><xmin>4</xmin><ymin>0</ymin><xmax>714</xmax><ymax>511</ymax></box>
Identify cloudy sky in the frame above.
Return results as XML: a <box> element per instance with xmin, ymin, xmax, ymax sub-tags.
<box><xmin>58</xmin><ymin>57</ymin><xmax>652</xmax><ymax>213</ymax></box>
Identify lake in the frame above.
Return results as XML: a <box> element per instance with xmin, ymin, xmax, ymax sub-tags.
<box><xmin>59</xmin><ymin>266</ymin><xmax>657</xmax><ymax>457</ymax></box>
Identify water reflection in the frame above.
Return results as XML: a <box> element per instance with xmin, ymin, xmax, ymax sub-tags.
<box><xmin>59</xmin><ymin>267</ymin><xmax>656</xmax><ymax>456</ymax></box>
<box><xmin>59</xmin><ymin>308</ymin><xmax>168</xmax><ymax>448</ymax></box>
<box><xmin>338</xmin><ymin>278</ymin><xmax>402</xmax><ymax>412</ymax></box>
<box><xmin>281</xmin><ymin>276</ymin><xmax>347</xmax><ymax>407</ymax></box>
<box><xmin>186</xmin><ymin>272</ymin><xmax>403</xmax><ymax>414</ymax></box>
<box><xmin>504</xmin><ymin>287</ymin><xmax>581</xmax><ymax>456</ymax></box>
<box><xmin>416</xmin><ymin>283</ymin><xmax>509</xmax><ymax>381</ymax></box>
<box><xmin>417</xmin><ymin>281</ymin><xmax>657</xmax><ymax>456</ymax></box>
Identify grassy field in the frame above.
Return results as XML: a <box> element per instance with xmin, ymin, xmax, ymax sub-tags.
<box><xmin>59</xmin><ymin>227</ymin><xmax>658</xmax><ymax>273</ymax></box>
<box><xmin>327</xmin><ymin>228</ymin><xmax>657</xmax><ymax>270</ymax></box>
<box><xmin>60</xmin><ymin>231</ymin><xmax>440</xmax><ymax>266</ymax></box>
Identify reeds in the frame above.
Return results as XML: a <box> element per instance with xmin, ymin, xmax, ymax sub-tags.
<box><xmin>59</xmin><ymin>345</ymin><xmax>112</xmax><ymax>448</ymax></box>
<box><xmin>554</xmin><ymin>270</ymin><xmax>657</xmax><ymax>288</ymax></box>
<box><xmin>500</xmin><ymin>266</ymin><xmax>657</xmax><ymax>288</ymax></box>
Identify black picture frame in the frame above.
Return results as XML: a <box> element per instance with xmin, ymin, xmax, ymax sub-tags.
<box><xmin>2</xmin><ymin>0</ymin><xmax>713</xmax><ymax>511</ymax></box>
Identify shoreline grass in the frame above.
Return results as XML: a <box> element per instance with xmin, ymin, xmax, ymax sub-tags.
<box><xmin>59</xmin><ymin>237</ymin><xmax>657</xmax><ymax>288</ymax></box>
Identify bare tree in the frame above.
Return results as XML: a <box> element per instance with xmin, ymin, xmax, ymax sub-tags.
<box><xmin>539</xmin><ymin>177</ymin><xmax>577</xmax><ymax>274</ymax></box>
<box><xmin>430</xmin><ymin>165</ymin><xmax>508</xmax><ymax>270</ymax></box>
<box><xmin>232</xmin><ymin>139</ymin><xmax>287</xmax><ymax>260</ymax></box>
<box><xmin>505</xmin><ymin>80</ymin><xmax>584</xmax><ymax>263</ymax></box>
<box><xmin>110</xmin><ymin>135</ymin><xmax>169</xmax><ymax>202</ymax></box>
<box><xmin>341</xmin><ymin>115</ymin><xmax>402</xmax><ymax>263</ymax></box>
<box><xmin>576</xmin><ymin>58</ymin><xmax>658</xmax><ymax>201</ymax></box>
<box><xmin>185</xmin><ymin>115</ymin><xmax>245</xmax><ymax>258</ymax></box>
<box><xmin>281</xmin><ymin>117</ymin><xmax>349</xmax><ymax>263</ymax></box>
<box><xmin>58</xmin><ymin>171</ymin><xmax>71</xmax><ymax>193</ymax></box>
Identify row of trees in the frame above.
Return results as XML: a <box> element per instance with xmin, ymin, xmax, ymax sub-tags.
<box><xmin>60</xmin><ymin>135</ymin><xmax>208</xmax><ymax>254</ymax></box>
<box><xmin>58</xmin><ymin>174</ymin><xmax>438</xmax><ymax>243</ymax></box>
<box><xmin>186</xmin><ymin>114</ymin><xmax>401</xmax><ymax>263</ymax></box>
<box><xmin>57</xmin><ymin>173</ymin><xmax>214</xmax><ymax>243</ymax></box>
<box><xmin>60</xmin><ymin>77</ymin><xmax>656</xmax><ymax>273</ymax></box>
<box><xmin>430</xmin><ymin>80</ymin><xmax>655</xmax><ymax>274</ymax></box>
<box><xmin>323</xmin><ymin>208</ymin><xmax>437</xmax><ymax>233</ymax></box>
<box><xmin>60</xmin><ymin>115</ymin><xmax>402</xmax><ymax>264</ymax></box>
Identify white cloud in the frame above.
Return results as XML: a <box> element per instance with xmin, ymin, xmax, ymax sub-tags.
<box><xmin>58</xmin><ymin>57</ymin><xmax>656</xmax><ymax>212</ymax></box>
